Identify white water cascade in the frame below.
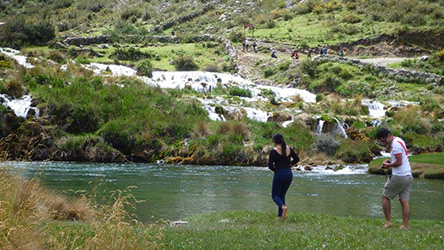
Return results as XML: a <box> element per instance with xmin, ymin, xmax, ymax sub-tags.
<box><xmin>0</xmin><ymin>94</ymin><xmax>39</xmax><ymax>118</ymax></box>
<box><xmin>333</xmin><ymin>117</ymin><xmax>348</xmax><ymax>138</ymax></box>
<box><xmin>0</xmin><ymin>48</ymin><xmax>34</xmax><ymax>69</ymax></box>
<box><xmin>316</xmin><ymin>119</ymin><xmax>325</xmax><ymax>134</ymax></box>
<box><xmin>361</xmin><ymin>99</ymin><xmax>385</xmax><ymax>118</ymax></box>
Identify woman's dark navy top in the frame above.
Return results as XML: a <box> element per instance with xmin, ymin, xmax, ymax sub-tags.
<box><xmin>268</xmin><ymin>147</ymin><xmax>299</xmax><ymax>172</ymax></box>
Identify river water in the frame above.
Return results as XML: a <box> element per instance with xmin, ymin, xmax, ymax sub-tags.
<box><xmin>2</xmin><ymin>162</ymin><xmax>443</xmax><ymax>222</ymax></box>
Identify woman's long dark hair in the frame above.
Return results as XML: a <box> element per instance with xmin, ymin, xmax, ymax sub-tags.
<box><xmin>272</xmin><ymin>133</ymin><xmax>287</xmax><ymax>157</ymax></box>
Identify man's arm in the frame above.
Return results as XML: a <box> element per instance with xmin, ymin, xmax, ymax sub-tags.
<box><xmin>383</xmin><ymin>154</ymin><xmax>403</xmax><ymax>168</ymax></box>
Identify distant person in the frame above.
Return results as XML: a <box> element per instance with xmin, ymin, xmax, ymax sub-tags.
<box><xmin>319</xmin><ymin>47</ymin><xmax>323</xmax><ymax>56</ymax></box>
<box><xmin>307</xmin><ymin>49</ymin><xmax>312</xmax><ymax>58</ymax></box>
<box><xmin>245</xmin><ymin>40</ymin><xmax>250</xmax><ymax>51</ymax></box>
<box><xmin>323</xmin><ymin>46</ymin><xmax>328</xmax><ymax>55</ymax></box>
<box><xmin>291</xmin><ymin>50</ymin><xmax>299</xmax><ymax>60</ymax></box>
<box><xmin>252</xmin><ymin>41</ymin><xmax>257</xmax><ymax>52</ymax></box>
<box><xmin>338</xmin><ymin>49</ymin><xmax>344</xmax><ymax>57</ymax></box>
<box><xmin>376</xmin><ymin>128</ymin><xmax>413</xmax><ymax>229</ymax></box>
<box><xmin>268</xmin><ymin>133</ymin><xmax>299</xmax><ymax>219</ymax></box>
<box><xmin>171</xmin><ymin>29</ymin><xmax>175</xmax><ymax>36</ymax></box>
<box><xmin>271</xmin><ymin>50</ymin><xmax>277</xmax><ymax>58</ymax></box>
<box><xmin>242</xmin><ymin>39</ymin><xmax>246</xmax><ymax>52</ymax></box>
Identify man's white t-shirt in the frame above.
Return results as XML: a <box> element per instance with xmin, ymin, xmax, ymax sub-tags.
<box><xmin>390</xmin><ymin>137</ymin><xmax>412</xmax><ymax>176</ymax></box>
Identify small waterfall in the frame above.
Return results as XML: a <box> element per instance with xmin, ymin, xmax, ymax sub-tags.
<box><xmin>86</xmin><ymin>63</ymin><xmax>137</xmax><ymax>77</ymax></box>
<box><xmin>333</xmin><ymin>117</ymin><xmax>348</xmax><ymax>138</ymax></box>
<box><xmin>361</xmin><ymin>99</ymin><xmax>385</xmax><ymax>118</ymax></box>
<box><xmin>0</xmin><ymin>48</ymin><xmax>34</xmax><ymax>69</ymax></box>
<box><xmin>242</xmin><ymin>107</ymin><xmax>270</xmax><ymax>123</ymax></box>
<box><xmin>316</xmin><ymin>119</ymin><xmax>325</xmax><ymax>134</ymax></box>
<box><xmin>282</xmin><ymin>117</ymin><xmax>294</xmax><ymax>128</ymax></box>
<box><xmin>0</xmin><ymin>94</ymin><xmax>39</xmax><ymax>118</ymax></box>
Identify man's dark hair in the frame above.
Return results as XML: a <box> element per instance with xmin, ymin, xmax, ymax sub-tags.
<box><xmin>376</xmin><ymin>128</ymin><xmax>391</xmax><ymax>139</ymax></box>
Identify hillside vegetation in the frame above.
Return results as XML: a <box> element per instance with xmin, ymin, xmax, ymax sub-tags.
<box><xmin>1</xmin><ymin>0</ymin><xmax>444</xmax><ymax>168</ymax></box>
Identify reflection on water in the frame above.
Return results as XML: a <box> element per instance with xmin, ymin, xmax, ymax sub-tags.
<box><xmin>2</xmin><ymin>162</ymin><xmax>443</xmax><ymax>222</ymax></box>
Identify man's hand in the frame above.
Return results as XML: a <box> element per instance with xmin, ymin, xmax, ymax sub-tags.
<box><xmin>382</xmin><ymin>159</ymin><xmax>391</xmax><ymax>169</ymax></box>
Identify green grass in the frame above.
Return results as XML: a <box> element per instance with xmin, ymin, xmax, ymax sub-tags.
<box><xmin>159</xmin><ymin>211</ymin><xmax>444</xmax><ymax>249</ymax></box>
<box><xmin>253</xmin><ymin>13</ymin><xmax>400</xmax><ymax>46</ymax></box>
<box><xmin>368</xmin><ymin>153</ymin><xmax>444</xmax><ymax>179</ymax></box>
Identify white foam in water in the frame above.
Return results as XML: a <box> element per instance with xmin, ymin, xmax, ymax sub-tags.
<box><xmin>0</xmin><ymin>94</ymin><xmax>39</xmax><ymax>118</ymax></box>
<box><xmin>295</xmin><ymin>164</ymin><xmax>368</xmax><ymax>175</ymax></box>
<box><xmin>85</xmin><ymin>63</ymin><xmax>137</xmax><ymax>76</ymax></box>
<box><xmin>0</xmin><ymin>47</ymin><xmax>34</xmax><ymax>69</ymax></box>
<box><xmin>362</xmin><ymin>99</ymin><xmax>385</xmax><ymax>118</ymax></box>
<box><xmin>243</xmin><ymin>107</ymin><xmax>270</xmax><ymax>122</ymax></box>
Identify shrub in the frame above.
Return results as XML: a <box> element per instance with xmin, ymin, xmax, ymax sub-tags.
<box><xmin>0</xmin><ymin>60</ymin><xmax>13</xmax><ymax>69</ymax></box>
<box><xmin>437</xmin><ymin>49</ymin><xmax>444</xmax><ymax>62</ymax></box>
<box><xmin>263</xmin><ymin>66</ymin><xmax>276</xmax><ymax>78</ymax></box>
<box><xmin>203</xmin><ymin>63</ymin><xmax>221</xmax><ymax>72</ymax></box>
<box><xmin>402</xmin><ymin>12</ymin><xmax>427</xmax><ymax>26</ymax></box>
<box><xmin>0</xmin><ymin>18</ymin><xmax>55</xmax><ymax>48</ymax></box>
<box><xmin>137</xmin><ymin>59</ymin><xmax>153</xmax><ymax>77</ymax></box>
<box><xmin>229</xmin><ymin>87</ymin><xmax>252</xmax><ymax>98</ymax></box>
<box><xmin>341</xmin><ymin>13</ymin><xmax>362</xmax><ymax>23</ymax></box>
<box><xmin>315</xmin><ymin>134</ymin><xmax>340</xmax><ymax>156</ymax></box>
<box><xmin>228</xmin><ymin>31</ymin><xmax>243</xmax><ymax>43</ymax></box>
<box><xmin>278</xmin><ymin>61</ymin><xmax>291</xmax><ymax>71</ymax></box>
<box><xmin>266</xmin><ymin>20</ymin><xmax>277</xmax><ymax>29</ymax></box>
<box><xmin>316</xmin><ymin>93</ymin><xmax>324</xmax><ymax>102</ymax></box>
<box><xmin>335</xmin><ymin>139</ymin><xmax>373</xmax><ymax>163</ymax></box>
<box><xmin>110</xmin><ymin>48</ymin><xmax>153</xmax><ymax>61</ymax></box>
<box><xmin>174</xmin><ymin>55</ymin><xmax>198</xmax><ymax>71</ymax></box>
<box><xmin>49</xmin><ymin>51</ymin><xmax>66</xmax><ymax>63</ymax></box>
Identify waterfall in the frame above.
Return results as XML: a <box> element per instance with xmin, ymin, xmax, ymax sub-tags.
<box><xmin>333</xmin><ymin>117</ymin><xmax>348</xmax><ymax>138</ymax></box>
<box><xmin>316</xmin><ymin>119</ymin><xmax>325</xmax><ymax>134</ymax></box>
<box><xmin>0</xmin><ymin>94</ymin><xmax>39</xmax><ymax>118</ymax></box>
<box><xmin>0</xmin><ymin>48</ymin><xmax>34</xmax><ymax>69</ymax></box>
<box><xmin>242</xmin><ymin>107</ymin><xmax>270</xmax><ymax>123</ymax></box>
<box><xmin>282</xmin><ymin>117</ymin><xmax>294</xmax><ymax>128</ymax></box>
<box><xmin>361</xmin><ymin>99</ymin><xmax>385</xmax><ymax>118</ymax></box>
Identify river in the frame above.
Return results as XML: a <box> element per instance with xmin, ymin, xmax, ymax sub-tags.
<box><xmin>2</xmin><ymin>162</ymin><xmax>443</xmax><ymax>222</ymax></box>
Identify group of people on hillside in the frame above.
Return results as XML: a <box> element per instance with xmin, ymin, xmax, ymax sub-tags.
<box><xmin>268</xmin><ymin>128</ymin><xmax>413</xmax><ymax>229</ymax></box>
<box><xmin>242</xmin><ymin>39</ymin><xmax>257</xmax><ymax>52</ymax></box>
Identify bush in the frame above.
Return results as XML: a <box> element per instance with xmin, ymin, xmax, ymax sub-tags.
<box><xmin>174</xmin><ymin>55</ymin><xmax>198</xmax><ymax>71</ymax></box>
<box><xmin>49</xmin><ymin>51</ymin><xmax>66</xmax><ymax>63</ymax></box>
<box><xmin>228</xmin><ymin>31</ymin><xmax>243</xmax><ymax>43</ymax></box>
<box><xmin>335</xmin><ymin>139</ymin><xmax>373</xmax><ymax>163</ymax></box>
<box><xmin>402</xmin><ymin>13</ymin><xmax>427</xmax><ymax>26</ymax></box>
<box><xmin>110</xmin><ymin>48</ymin><xmax>153</xmax><ymax>61</ymax></box>
<box><xmin>278</xmin><ymin>61</ymin><xmax>291</xmax><ymax>71</ymax></box>
<box><xmin>0</xmin><ymin>17</ymin><xmax>55</xmax><ymax>48</ymax></box>
<box><xmin>263</xmin><ymin>66</ymin><xmax>276</xmax><ymax>78</ymax></box>
<box><xmin>315</xmin><ymin>134</ymin><xmax>340</xmax><ymax>156</ymax></box>
<box><xmin>228</xmin><ymin>87</ymin><xmax>252</xmax><ymax>98</ymax></box>
<box><xmin>203</xmin><ymin>63</ymin><xmax>221</xmax><ymax>72</ymax></box>
<box><xmin>437</xmin><ymin>49</ymin><xmax>444</xmax><ymax>62</ymax></box>
<box><xmin>316</xmin><ymin>93</ymin><xmax>324</xmax><ymax>102</ymax></box>
<box><xmin>137</xmin><ymin>59</ymin><xmax>153</xmax><ymax>77</ymax></box>
<box><xmin>265</xmin><ymin>20</ymin><xmax>277</xmax><ymax>29</ymax></box>
<box><xmin>342</xmin><ymin>13</ymin><xmax>362</xmax><ymax>23</ymax></box>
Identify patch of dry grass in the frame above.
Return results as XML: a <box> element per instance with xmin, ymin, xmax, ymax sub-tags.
<box><xmin>0</xmin><ymin>169</ymin><xmax>164</xmax><ymax>249</ymax></box>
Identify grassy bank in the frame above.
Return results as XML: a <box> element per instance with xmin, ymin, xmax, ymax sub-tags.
<box><xmin>160</xmin><ymin>211</ymin><xmax>444</xmax><ymax>249</ymax></box>
<box><xmin>2</xmin><ymin>170</ymin><xmax>443</xmax><ymax>249</ymax></box>
<box><xmin>0</xmin><ymin>169</ymin><xmax>162</xmax><ymax>249</ymax></box>
<box><xmin>368</xmin><ymin>153</ymin><xmax>444</xmax><ymax>179</ymax></box>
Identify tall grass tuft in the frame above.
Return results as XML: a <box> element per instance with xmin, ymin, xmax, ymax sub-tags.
<box><xmin>0</xmin><ymin>169</ymin><xmax>163</xmax><ymax>249</ymax></box>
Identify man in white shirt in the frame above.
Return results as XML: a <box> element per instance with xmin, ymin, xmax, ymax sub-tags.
<box><xmin>376</xmin><ymin>128</ymin><xmax>413</xmax><ymax>229</ymax></box>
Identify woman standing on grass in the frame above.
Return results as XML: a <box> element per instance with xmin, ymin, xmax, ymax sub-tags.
<box><xmin>268</xmin><ymin>133</ymin><xmax>299</xmax><ymax>219</ymax></box>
